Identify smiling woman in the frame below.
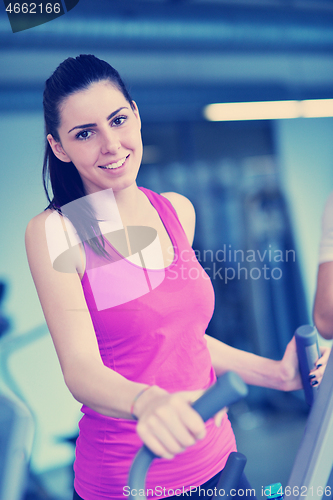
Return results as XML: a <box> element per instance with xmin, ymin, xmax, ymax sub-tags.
<box><xmin>24</xmin><ymin>55</ymin><xmax>330</xmax><ymax>500</ymax></box>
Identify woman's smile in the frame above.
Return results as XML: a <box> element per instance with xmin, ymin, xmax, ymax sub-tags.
<box><xmin>98</xmin><ymin>154</ymin><xmax>130</xmax><ymax>170</ymax></box>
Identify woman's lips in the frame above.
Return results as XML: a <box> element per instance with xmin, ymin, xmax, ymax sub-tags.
<box><xmin>99</xmin><ymin>155</ymin><xmax>129</xmax><ymax>170</ymax></box>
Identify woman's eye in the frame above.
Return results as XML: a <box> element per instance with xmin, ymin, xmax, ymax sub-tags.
<box><xmin>112</xmin><ymin>116</ymin><xmax>127</xmax><ymax>126</ymax></box>
<box><xmin>76</xmin><ymin>130</ymin><xmax>93</xmax><ymax>140</ymax></box>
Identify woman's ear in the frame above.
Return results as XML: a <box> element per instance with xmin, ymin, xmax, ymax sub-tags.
<box><xmin>131</xmin><ymin>101</ymin><xmax>141</xmax><ymax>129</ymax></box>
<box><xmin>47</xmin><ymin>134</ymin><xmax>72</xmax><ymax>163</ymax></box>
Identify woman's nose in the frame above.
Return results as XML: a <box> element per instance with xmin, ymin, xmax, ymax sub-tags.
<box><xmin>100</xmin><ymin>131</ymin><xmax>121</xmax><ymax>155</ymax></box>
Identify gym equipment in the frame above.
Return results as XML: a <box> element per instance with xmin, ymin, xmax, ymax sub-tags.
<box><xmin>128</xmin><ymin>371</ymin><xmax>248</xmax><ymax>500</ymax></box>
<box><xmin>128</xmin><ymin>324</ymin><xmax>333</xmax><ymax>500</ymax></box>
<box><xmin>212</xmin><ymin>451</ymin><xmax>248</xmax><ymax>499</ymax></box>
<box><xmin>295</xmin><ymin>325</ymin><xmax>321</xmax><ymax>406</ymax></box>
<box><xmin>0</xmin><ymin>394</ymin><xmax>34</xmax><ymax>500</ymax></box>
<box><xmin>287</xmin><ymin>339</ymin><xmax>333</xmax><ymax>500</ymax></box>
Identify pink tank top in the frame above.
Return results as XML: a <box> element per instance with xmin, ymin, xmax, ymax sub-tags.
<box><xmin>74</xmin><ymin>187</ymin><xmax>236</xmax><ymax>500</ymax></box>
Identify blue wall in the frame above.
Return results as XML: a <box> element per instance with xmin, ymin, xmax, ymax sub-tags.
<box><xmin>0</xmin><ymin>113</ymin><xmax>46</xmax><ymax>334</ymax></box>
<box><xmin>275</xmin><ymin>117</ymin><xmax>333</xmax><ymax>320</ymax></box>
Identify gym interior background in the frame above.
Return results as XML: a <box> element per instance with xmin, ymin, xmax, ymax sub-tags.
<box><xmin>1</xmin><ymin>0</ymin><xmax>333</xmax><ymax>498</ymax></box>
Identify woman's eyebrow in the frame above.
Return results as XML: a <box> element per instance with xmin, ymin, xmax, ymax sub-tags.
<box><xmin>67</xmin><ymin>107</ymin><xmax>128</xmax><ymax>134</ymax></box>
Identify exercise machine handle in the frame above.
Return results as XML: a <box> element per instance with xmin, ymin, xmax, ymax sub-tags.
<box><xmin>295</xmin><ymin>325</ymin><xmax>321</xmax><ymax>406</ymax></box>
<box><xmin>212</xmin><ymin>451</ymin><xmax>247</xmax><ymax>499</ymax></box>
<box><xmin>127</xmin><ymin>371</ymin><xmax>248</xmax><ymax>499</ymax></box>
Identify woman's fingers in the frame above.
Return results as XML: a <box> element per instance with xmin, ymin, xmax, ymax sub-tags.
<box><xmin>137</xmin><ymin>414</ymin><xmax>187</xmax><ymax>459</ymax></box>
<box><xmin>309</xmin><ymin>346</ymin><xmax>331</xmax><ymax>385</ymax></box>
<box><xmin>213</xmin><ymin>407</ymin><xmax>228</xmax><ymax>427</ymax></box>
<box><xmin>136</xmin><ymin>391</ymin><xmax>206</xmax><ymax>459</ymax></box>
<box><xmin>135</xmin><ymin>385</ymin><xmax>229</xmax><ymax>459</ymax></box>
<box><xmin>318</xmin><ymin>345</ymin><xmax>331</xmax><ymax>363</ymax></box>
<box><xmin>136</xmin><ymin>429</ymin><xmax>175</xmax><ymax>459</ymax></box>
<box><xmin>309</xmin><ymin>367</ymin><xmax>323</xmax><ymax>385</ymax></box>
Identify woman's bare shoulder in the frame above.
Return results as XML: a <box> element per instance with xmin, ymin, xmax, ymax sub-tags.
<box><xmin>26</xmin><ymin>208</ymin><xmax>79</xmax><ymax>242</ymax></box>
<box><xmin>26</xmin><ymin>208</ymin><xmax>53</xmax><ymax>235</ymax></box>
<box><xmin>161</xmin><ymin>191</ymin><xmax>194</xmax><ymax>209</ymax></box>
<box><xmin>25</xmin><ymin>208</ymin><xmax>83</xmax><ymax>274</ymax></box>
<box><xmin>25</xmin><ymin>209</ymin><xmax>56</xmax><ymax>253</ymax></box>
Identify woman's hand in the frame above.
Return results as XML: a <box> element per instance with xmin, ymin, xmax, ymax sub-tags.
<box><xmin>279</xmin><ymin>336</ymin><xmax>331</xmax><ymax>391</ymax></box>
<box><xmin>308</xmin><ymin>346</ymin><xmax>331</xmax><ymax>387</ymax></box>
<box><xmin>279</xmin><ymin>337</ymin><xmax>302</xmax><ymax>391</ymax></box>
<box><xmin>133</xmin><ymin>386</ymin><xmax>226</xmax><ymax>459</ymax></box>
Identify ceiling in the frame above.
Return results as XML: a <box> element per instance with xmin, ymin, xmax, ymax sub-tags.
<box><xmin>1</xmin><ymin>0</ymin><xmax>333</xmax><ymax>120</ymax></box>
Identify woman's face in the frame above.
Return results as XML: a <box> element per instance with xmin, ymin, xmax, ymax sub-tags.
<box><xmin>48</xmin><ymin>80</ymin><xmax>143</xmax><ymax>195</ymax></box>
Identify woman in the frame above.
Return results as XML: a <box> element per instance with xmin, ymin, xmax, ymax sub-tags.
<box><xmin>25</xmin><ymin>55</ymin><xmax>328</xmax><ymax>500</ymax></box>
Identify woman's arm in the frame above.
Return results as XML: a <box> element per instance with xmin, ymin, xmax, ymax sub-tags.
<box><xmin>25</xmin><ymin>210</ymin><xmax>152</xmax><ymax>418</ymax></box>
<box><xmin>313</xmin><ymin>262</ymin><xmax>333</xmax><ymax>339</ymax></box>
<box><xmin>205</xmin><ymin>334</ymin><xmax>329</xmax><ymax>392</ymax></box>
<box><xmin>205</xmin><ymin>334</ymin><xmax>300</xmax><ymax>391</ymax></box>
<box><xmin>313</xmin><ymin>192</ymin><xmax>333</xmax><ymax>339</ymax></box>
<box><xmin>25</xmin><ymin>210</ymin><xmax>206</xmax><ymax>459</ymax></box>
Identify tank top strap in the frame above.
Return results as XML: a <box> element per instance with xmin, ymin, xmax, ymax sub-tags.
<box><xmin>83</xmin><ymin>187</ymin><xmax>191</xmax><ymax>275</ymax></box>
<box><xmin>138</xmin><ymin>186</ymin><xmax>190</xmax><ymax>252</ymax></box>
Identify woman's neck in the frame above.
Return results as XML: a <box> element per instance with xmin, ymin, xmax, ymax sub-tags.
<box><xmin>113</xmin><ymin>184</ymin><xmax>148</xmax><ymax>227</ymax></box>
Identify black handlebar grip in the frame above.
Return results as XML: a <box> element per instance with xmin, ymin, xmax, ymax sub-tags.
<box><xmin>212</xmin><ymin>452</ymin><xmax>247</xmax><ymax>499</ymax></box>
<box><xmin>127</xmin><ymin>372</ymin><xmax>248</xmax><ymax>499</ymax></box>
<box><xmin>295</xmin><ymin>325</ymin><xmax>321</xmax><ymax>406</ymax></box>
<box><xmin>191</xmin><ymin>371</ymin><xmax>248</xmax><ymax>420</ymax></box>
